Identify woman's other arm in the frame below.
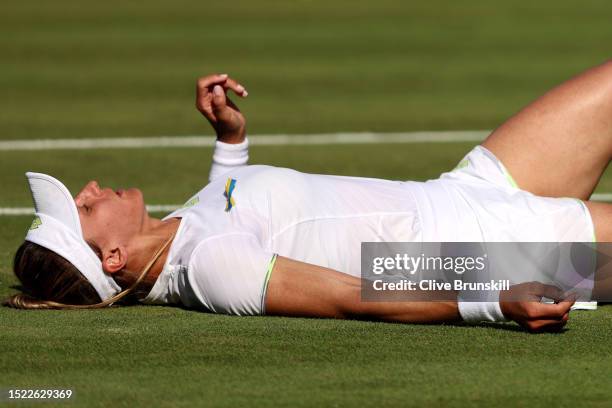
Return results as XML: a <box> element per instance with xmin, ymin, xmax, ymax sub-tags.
<box><xmin>265</xmin><ymin>256</ymin><xmax>460</xmax><ymax>324</ymax></box>
<box><xmin>194</xmin><ymin>74</ymin><xmax>250</xmax><ymax>182</ymax></box>
<box><xmin>265</xmin><ymin>256</ymin><xmax>574</xmax><ymax>331</ymax></box>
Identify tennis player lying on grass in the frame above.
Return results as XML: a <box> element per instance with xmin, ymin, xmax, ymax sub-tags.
<box><xmin>6</xmin><ymin>61</ymin><xmax>612</xmax><ymax>333</ymax></box>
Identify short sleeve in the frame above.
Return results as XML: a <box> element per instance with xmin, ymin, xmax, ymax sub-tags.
<box><xmin>186</xmin><ymin>233</ymin><xmax>276</xmax><ymax>316</ymax></box>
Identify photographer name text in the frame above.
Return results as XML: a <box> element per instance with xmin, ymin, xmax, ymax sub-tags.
<box><xmin>371</xmin><ymin>279</ymin><xmax>510</xmax><ymax>291</ymax></box>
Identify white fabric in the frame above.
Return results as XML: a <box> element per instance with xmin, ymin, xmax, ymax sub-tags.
<box><xmin>458</xmin><ymin>300</ymin><xmax>507</xmax><ymax>323</ymax></box>
<box><xmin>439</xmin><ymin>146</ymin><xmax>596</xmax><ymax>322</ymax></box>
<box><xmin>412</xmin><ymin>146</ymin><xmax>595</xmax><ymax>243</ymax></box>
<box><xmin>143</xmin><ymin>166</ymin><xmax>422</xmax><ymax>314</ymax></box>
<box><xmin>144</xmin><ymin>145</ymin><xmax>595</xmax><ymax>320</ymax></box>
<box><xmin>24</xmin><ymin>172</ymin><xmax>121</xmax><ymax>301</ymax></box>
<box><xmin>209</xmin><ymin>138</ymin><xmax>249</xmax><ymax>182</ymax></box>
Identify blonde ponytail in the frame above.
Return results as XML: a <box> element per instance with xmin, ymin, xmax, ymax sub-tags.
<box><xmin>3</xmin><ymin>293</ymin><xmax>70</xmax><ymax>310</ymax></box>
<box><xmin>4</xmin><ymin>232</ymin><xmax>175</xmax><ymax>310</ymax></box>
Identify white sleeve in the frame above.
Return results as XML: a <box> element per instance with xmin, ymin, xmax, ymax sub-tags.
<box><xmin>186</xmin><ymin>233</ymin><xmax>277</xmax><ymax>316</ymax></box>
<box><xmin>458</xmin><ymin>299</ymin><xmax>508</xmax><ymax>323</ymax></box>
<box><xmin>208</xmin><ymin>138</ymin><xmax>250</xmax><ymax>182</ymax></box>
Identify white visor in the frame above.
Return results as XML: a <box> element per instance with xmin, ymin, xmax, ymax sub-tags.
<box><xmin>24</xmin><ymin>172</ymin><xmax>121</xmax><ymax>301</ymax></box>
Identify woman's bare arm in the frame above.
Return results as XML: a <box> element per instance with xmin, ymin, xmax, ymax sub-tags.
<box><xmin>264</xmin><ymin>256</ymin><xmax>460</xmax><ymax>324</ymax></box>
<box><xmin>195</xmin><ymin>73</ymin><xmax>251</xmax><ymax>182</ymax></box>
<box><xmin>265</xmin><ymin>256</ymin><xmax>575</xmax><ymax>331</ymax></box>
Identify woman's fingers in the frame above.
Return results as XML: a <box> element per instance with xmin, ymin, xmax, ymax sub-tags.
<box><xmin>221</xmin><ymin>77</ymin><xmax>248</xmax><ymax>98</ymax></box>
<box><xmin>528</xmin><ymin>311</ymin><xmax>570</xmax><ymax>332</ymax></box>
<box><xmin>518</xmin><ymin>299</ymin><xmax>574</xmax><ymax>332</ymax></box>
<box><xmin>501</xmin><ymin>281</ymin><xmax>577</xmax><ymax>333</ymax></box>
<box><xmin>195</xmin><ymin>73</ymin><xmax>245</xmax><ymax>121</ymax></box>
<box><xmin>532</xmin><ymin>283</ymin><xmax>565</xmax><ymax>302</ymax></box>
<box><xmin>194</xmin><ymin>73</ymin><xmax>247</xmax><ymax>141</ymax></box>
<box><xmin>195</xmin><ymin>75</ymin><xmax>225</xmax><ymax>121</ymax></box>
<box><xmin>212</xmin><ymin>85</ymin><xmax>228</xmax><ymax>116</ymax></box>
<box><xmin>527</xmin><ymin>299</ymin><xmax>575</xmax><ymax>320</ymax></box>
<box><xmin>196</xmin><ymin>74</ymin><xmax>248</xmax><ymax>98</ymax></box>
<box><xmin>524</xmin><ymin>314</ymin><xmax>569</xmax><ymax>332</ymax></box>
<box><xmin>197</xmin><ymin>73</ymin><xmax>229</xmax><ymax>92</ymax></box>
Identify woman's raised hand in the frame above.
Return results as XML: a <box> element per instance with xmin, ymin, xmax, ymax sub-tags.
<box><xmin>196</xmin><ymin>74</ymin><xmax>248</xmax><ymax>144</ymax></box>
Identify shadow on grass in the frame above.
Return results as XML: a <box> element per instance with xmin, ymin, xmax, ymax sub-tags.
<box><xmin>2</xmin><ymin>283</ymin><xmax>572</xmax><ymax>335</ymax></box>
<box><xmin>454</xmin><ymin>321</ymin><xmax>570</xmax><ymax>335</ymax></box>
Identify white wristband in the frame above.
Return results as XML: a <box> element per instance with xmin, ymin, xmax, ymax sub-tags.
<box><xmin>209</xmin><ymin>138</ymin><xmax>249</xmax><ymax>182</ymax></box>
<box><xmin>458</xmin><ymin>291</ymin><xmax>509</xmax><ymax>323</ymax></box>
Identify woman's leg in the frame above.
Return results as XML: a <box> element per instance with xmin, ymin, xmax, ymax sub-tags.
<box><xmin>583</xmin><ymin>202</ymin><xmax>612</xmax><ymax>301</ymax></box>
<box><xmin>482</xmin><ymin>60</ymin><xmax>612</xmax><ymax>199</ymax></box>
<box><xmin>586</xmin><ymin>201</ymin><xmax>612</xmax><ymax>242</ymax></box>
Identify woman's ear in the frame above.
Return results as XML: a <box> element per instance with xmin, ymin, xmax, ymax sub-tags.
<box><xmin>102</xmin><ymin>245</ymin><xmax>127</xmax><ymax>274</ymax></box>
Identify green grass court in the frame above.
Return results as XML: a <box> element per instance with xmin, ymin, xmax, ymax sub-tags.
<box><xmin>2</xmin><ymin>1</ymin><xmax>612</xmax><ymax>407</ymax></box>
<box><xmin>2</xmin><ymin>0</ymin><xmax>611</xmax><ymax>139</ymax></box>
<box><xmin>3</xmin><ymin>145</ymin><xmax>612</xmax><ymax>407</ymax></box>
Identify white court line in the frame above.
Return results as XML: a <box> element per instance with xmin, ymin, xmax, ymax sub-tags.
<box><xmin>592</xmin><ymin>193</ymin><xmax>612</xmax><ymax>202</ymax></box>
<box><xmin>0</xmin><ymin>131</ymin><xmax>489</xmax><ymax>151</ymax></box>
<box><xmin>0</xmin><ymin>205</ymin><xmax>181</xmax><ymax>216</ymax></box>
<box><xmin>1</xmin><ymin>130</ymin><xmax>611</xmax><ymax>215</ymax></box>
<box><xmin>0</xmin><ymin>130</ymin><xmax>481</xmax><ymax>216</ymax></box>
<box><xmin>2</xmin><ymin>194</ymin><xmax>612</xmax><ymax>216</ymax></box>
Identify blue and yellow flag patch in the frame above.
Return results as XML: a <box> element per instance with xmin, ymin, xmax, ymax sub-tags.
<box><xmin>223</xmin><ymin>178</ymin><xmax>237</xmax><ymax>212</ymax></box>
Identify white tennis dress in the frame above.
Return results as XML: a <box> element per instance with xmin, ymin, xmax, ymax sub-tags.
<box><xmin>142</xmin><ymin>145</ymin><xmax>595</xmax><ymax>315</ymax></box>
